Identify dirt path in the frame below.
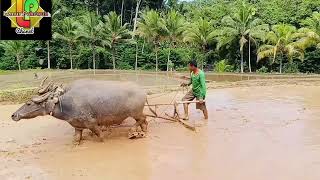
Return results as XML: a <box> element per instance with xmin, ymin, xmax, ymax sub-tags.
<box><xmin>1</xmin><ymin>85</ymin><xmax>320</xmax><ymax>180</ymax></box>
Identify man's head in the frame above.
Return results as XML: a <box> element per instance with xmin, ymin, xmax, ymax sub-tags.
<box><xmin>188</xmin><ymin>60</ymin><xmax>198</xmax><ymax>72</ymax></box>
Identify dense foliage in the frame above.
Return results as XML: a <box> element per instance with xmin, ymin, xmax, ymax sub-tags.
<box><xmin>0</xmin><ymin>0</ymin><xmax>320</xmax><ymax>73</ymax></box>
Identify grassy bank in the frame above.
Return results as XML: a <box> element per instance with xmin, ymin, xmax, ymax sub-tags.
<box><xmin>0</xmin><ymin>88</ymin><xmax>36</xmax><ymax>104</ymax></box>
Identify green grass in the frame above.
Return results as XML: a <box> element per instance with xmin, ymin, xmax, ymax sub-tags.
<box><xmin>0</xmin><ymin>70</ymin><xmax>16</xmax><ymax>75</ymax></box>
<box><xmin>0</xmin><ymin>88</ymin><xmax>36</xmax><ymax>103</ymax></box>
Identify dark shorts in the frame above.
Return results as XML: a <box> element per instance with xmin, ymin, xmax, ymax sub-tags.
<box><xmin>182</xmin><ymin>90</ymin><xmax>206</xmax><ymax>111</ymax></box>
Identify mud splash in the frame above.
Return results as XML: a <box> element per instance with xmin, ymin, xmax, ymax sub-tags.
<box><xmin>1</xmin><ymin>85</ymin><xmax>320</xmax><ymax>180</ymax></box>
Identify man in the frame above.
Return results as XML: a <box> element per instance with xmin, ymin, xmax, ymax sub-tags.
<box><xmin>181</xmin><ymin>60</ymin><xmax>208</xmax><ymax>120</ymax></box>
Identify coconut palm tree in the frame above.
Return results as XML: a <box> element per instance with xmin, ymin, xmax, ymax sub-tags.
<box><xmin>133</xmin><ymin>0</ymin><xmax>142</xmax><ymax>33</ymax></box>
<box><xmin>102</xmin><ymin>12</ymin><xmax>131</xmax><ymax>70</ymax></box>
<box><xmin>247</xmin><ymin>20</ymin><xmax>269</xmax><ymax>72</ymax></box>
<box><xmin>76</xmin><ymin>12</ymin><xmax>103</xmax><ymax>73</ymax></box>
<box><xmin>137</xmin><ymin>10</ymin><xmax>166</xmax><ymax>71</ymax></box>
<box><xmin>217</xmin><ymin>2</ymin><xmax>268</xmax><ymax>73</ymax></box>
<box><xmin>0</xmin><ymin>41</ymin><xmax>26</xmax><ymax>71</ymax></box>
<box><xmin>163</xmin><ymin>10</ymin><xmax>185</xmax><ymax>71</ymax></box>
<box><xmin>47</xmin><ymin>0</ymin><xmax>62</xmax><ymax>69</ymax></box>
<box><xmin>257</xmin><ymin>24</ymin><xmax>306</xmax><ymax>73</ymax></box>
<box><xmin>298</xmin><ymin>12</ymin><xmax>320</xmax><ymax>49</ymax></box>
<box><xmin>183</xmin><ymin>18</ymin><xmax>216</xmax><ymax>70</ymax></box>
<box><xmin>53</xmin><ymin>17</ymin><xmax>78</xmax><ymax>69</ymax></box>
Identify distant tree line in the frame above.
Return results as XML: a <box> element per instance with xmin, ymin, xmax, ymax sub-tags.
<box><xmin>0</xmin><ymin>0</ymin><xmax>320</xmax><ymax>74</ymax></box>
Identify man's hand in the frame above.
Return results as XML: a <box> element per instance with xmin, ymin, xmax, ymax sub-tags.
<box><xmin>198</xmin><ymin>99</ymin><xmax>204</xmax><ymax>104</ymax></box>
<box><xmin>180</xmin><ymin>82</ymin><xmax>187</xmax><ymax>87</ymax></box>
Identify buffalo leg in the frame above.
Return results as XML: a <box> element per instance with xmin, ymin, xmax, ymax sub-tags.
<box><xmin>138</xmin><ymin>115</ymin><xmax>148</xmax><ymax>132</ymax></box>
<box><xmin>129</xmin><ymin>115</ymin><xmax>147</xmax><ymax>139</ymax></box>
<box><xmin>90</xmin><ymin>126</ymin><xmax>104</xmax><ymax>142</ymax></box>
<box><xmin>73</xmin><ymin>129</ymin><xmax>83</xmax><ymax>145</ymax></box>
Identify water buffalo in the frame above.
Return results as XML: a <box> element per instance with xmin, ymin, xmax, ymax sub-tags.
<box><xmin>11</xmin><ymin>78</ymin><xmax>148</xmax><ymax>144</ymax></box>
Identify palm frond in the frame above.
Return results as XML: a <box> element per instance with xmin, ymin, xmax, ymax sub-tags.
<box><xmin>257</xmin><ymin>45</ymin><xmax>275</xmax><ymax>61</ymax></box>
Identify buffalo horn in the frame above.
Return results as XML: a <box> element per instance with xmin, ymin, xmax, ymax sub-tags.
<box><xmin>39</xmin><ymin>76</ymin><xmax>48</xmax><ymax>87</ymax></box>
<box><xmin>38</xmin><ymin>81</ymin><xmax>53</xmax><ymax>94</ymax></box>
<box><xmin>32</xmin><ymin>93</ymin><xmax>51</xmax><ymax>103</ymax></box>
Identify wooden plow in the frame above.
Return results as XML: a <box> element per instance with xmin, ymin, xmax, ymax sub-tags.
<box><xmin>145</xmin><ymin>100</ymin><xmax>205</xmax><ymax>131</ymax></box>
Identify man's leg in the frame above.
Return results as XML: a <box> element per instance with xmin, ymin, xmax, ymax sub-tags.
<box><xmin>202</xmin><ymin>106</ymin><xmax>208</xmax><ymax>120</ymax></box>
<box><xmin>182</xmin><ymin>90</ymin><xmax>195</xmax><ymax>120</ymax></box>
<box><xmin>183</xmin><ymin>103</ymin><xmax>189</xmax><ymax>120</ymax></box>
<box><xmin>196</xmin><ymin>99</ymin><xmax>208</xmax><ymax>120</ymax></box>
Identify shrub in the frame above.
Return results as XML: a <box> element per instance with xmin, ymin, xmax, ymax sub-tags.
<box><xmin>214</xmin><ymin>60</ymin><xmax>233</xmax><ymax>73</ymax></box>
<box><xmin>284</xmin><ymin>62</ymin><xmax>299</xmax><ymax>73</ymax></box>
<box><xmin>257</xmin><ymin>66</ymin><xmax>268</xmax><ymax>73</ymax></box>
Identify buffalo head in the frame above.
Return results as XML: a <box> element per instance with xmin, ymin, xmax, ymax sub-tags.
<box><xmin>12</xmin><ymin>77</ymin><xmax>64</xmax><ymax>121</ymax></box>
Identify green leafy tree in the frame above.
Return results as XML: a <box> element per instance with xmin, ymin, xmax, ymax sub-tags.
<box><xmin>76</xmin><ymin>12</ymin><xmax>103</xmax><ymax>73</ymax></box>
<box><xmin>137</xmin><ymin>10</ymin><xmax>166</xmax><ymax>71</ymax></box>
<box><xmin>217</xmin><ymin>2</ymin><xmax>268</xmax><ymax>73</ymax></box>
<box><xmin>299</xmin><ymin>12</ymin><xmax>320</xmax><ymax>49</ymax></box>
<box><xmin>163</xmin><ymin>10</ymin><xmax>185</xmax><ymax>71</ymax></box>
<box><xmin>0</xmin><ymin>41</ymin><xmax>26</xmax><ymax>71</ymax></box>
<box><xmin>46</xmin><ymin>0</ymin><xmax>64</xmax><ymax>69</ymax></box>
<box><xmin>257</xmin><ymin>24</ymin><xmax>306</xmax><ymax>73</ymax></box>
<box><xmin>257</xmin><ymin>0</ymin><xmax>320</xmax><ymax>26</ymax></box>
<box><xmin>53</xmin><ymin>17</ymin><xmax>78</xmax><ymax>69</ymax></box>
<box><xmin>183</xmin><ymin>18</ymin><xmax>216</xmax><ymax>69</ymax></box>
<box><xmin>102</xmin><ymin>11</ymin><xmax>131</xmax><ymax>70</ymax></box>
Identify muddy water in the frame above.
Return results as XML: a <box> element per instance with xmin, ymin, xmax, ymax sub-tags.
<box><xmin>205</xmin><ymin>73</ymin><xmax>320</xmax><ymax>82</ymax></box>
<box><xmin>0</xmin><ymin>70</ymin><xmax>180</xmax><ymax>90</ymax></box>
<box><xmin>1</xmin><ymin>85</ymin><xmax>320</xmax><ymax>180</ymax></box>
<box><xmin>3</xmin><ymin>70</ymin><xmax>320</xmax><ymax>90</ymax></box>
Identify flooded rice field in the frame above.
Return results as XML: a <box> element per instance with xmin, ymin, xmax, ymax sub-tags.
<box><xmin>2</xmin><ymin>70</ymin><xmax>320</xmax><ymax>90</ymax></box>
<box><xmin>0</xmin><ymin>70</ymin><xmax>180</xmax><ymax>90</ymax></box>
<box><xmin>1</xmin><ymin>85</ymin><xmax>320</xmax><ymax>180</ymax></box>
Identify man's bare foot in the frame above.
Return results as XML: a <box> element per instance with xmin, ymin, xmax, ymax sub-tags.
<box><xmin>182</xmin><ymin>115</ymin><xmax>189</xmax><ymax>120</ymax></box>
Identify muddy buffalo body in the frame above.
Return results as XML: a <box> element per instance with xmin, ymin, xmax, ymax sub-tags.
<box><xmin>11</xmin><ymin>79</ymin><xmax>148</xmax><ymax>144</ymax></box>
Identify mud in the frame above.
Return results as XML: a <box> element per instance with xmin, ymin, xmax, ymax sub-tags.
<box><xmin>1</xmin><ymin>85</ymin><xmax>320</xmax><ymax>180</ymax></box>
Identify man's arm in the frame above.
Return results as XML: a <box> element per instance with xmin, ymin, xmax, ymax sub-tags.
<box><xmin>181</xmin><ymin>74</ymin><xmax>192</xmax><ymax>87</ymax></box>
<box><xmin>199</xmin><ymin>72</ymin><xmax>207</xmax><ymax>101</ymax></box>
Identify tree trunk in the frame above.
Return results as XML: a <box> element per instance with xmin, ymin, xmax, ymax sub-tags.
<box><xmin>135</xmin><ymin>41</ymin><xmax>138</xmax><ymax>71</ymax></box>
<box><xmin>166</xmin><ymin>46</ymin><xmax>171</xmax><ymax>72</ymax></box>
<box><xmin>248</xmin><ymin>39</ymin><xmax>252</xmax><ymax>73</ymax></box>
<box><xmin>201</xmin><ymin>59</ymin><xmax>204</xmax><ymax>70</ymax></box>
<box><xmin>141</xmin><ymin>39</ymin><xmax>145</xmax><ymax>53</ymax></box>
<box><xmin>17</xmin><ymin>55</ymin><xmax>21</xmax><ymax>71</ymax></box>
<box><xmin>240</xmin><ymin>49</ymin><xmax>244</xmax><ymax>73</ymax></box>
<box><xmin>112</xmin><ymin>46</ymin><xmax>116</xmax><ymax>70</ymax></box>
<box><xmin>279</xmin><ymin>57</ymin><xmax>283</xmax><ymax>74</ymax></box>
<box><xmin>201</xmin><ymin>47</ymin><xmax>206</xmax><ymax>70</ymax></box>
<box><xmin>96</xmin><ymin>0</ymin><xmax>99</xmax><ymax>15</ymax></box>
<box><xmin>92</xmin><ymin>45</ymin><xmax>96</xmax><ymax>74</ymax></box>
<box><xmin>129</xmin><ymin>7</ymin><xmax>133</xmax><ymax>24</ymax></box>
<box><xmin>133</xmin><ymin>0</ymin><xmax>142</xmax><ymax>33</ymax></box>
<box><xmin>47</xmin><ymin>41</ymin><xmax>50</xmax><ymax>69</ymax></box>
<box><xmin>155</xmin><ymin>48</ymin><xmax>158</xmax><ymax>72</ymax></box>
<box><xmin>69</xmin><ymin>43</ymin><xmax>73</xmax><ymax>70</ymax></box>
<box><xmin>121</xmin><ymin>0</ymin><xmax>124</xmax><ymax>25</ymax></box>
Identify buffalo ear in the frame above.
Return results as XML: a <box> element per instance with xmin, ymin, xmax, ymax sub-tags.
<box><xmin>45</xmin><ymin>101</ymin><xmax>56</xmax><ymax>113</ymax></box>
<box><xmin>45</xmin><ymin>97</ymin><xmax>59</xmax><ymax>112</ymax></box>
<box><xmin>52</xmin><ymin>97</ymin><xmax>59</xmax><ymax>104</ymax></box>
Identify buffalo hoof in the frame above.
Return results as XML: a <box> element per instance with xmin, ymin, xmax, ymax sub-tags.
<box><xmin>97</xmin><ymin>137</ymin><xmax>104</xmax><ymax>142</ymax></box>
<box><xmin>72</xmin><ymin>139</ymin><xmax>81</xmax><ymax>146</ymax></box>
<box><xmin>128</xmin><ymin>131</ymin><xmax>146</xmax><ymax>139</ymax></box>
